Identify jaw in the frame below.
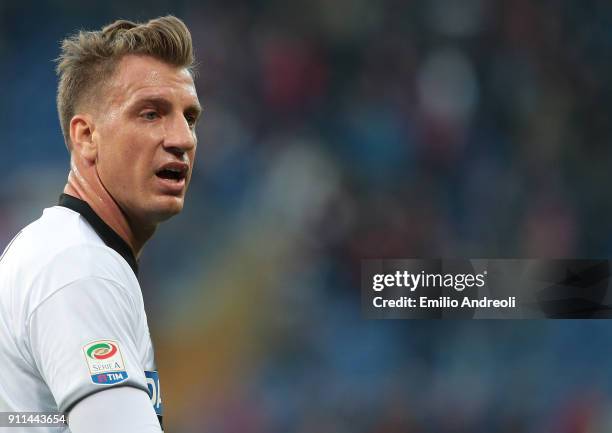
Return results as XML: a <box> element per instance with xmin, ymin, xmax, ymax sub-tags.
<box><xmin>152</xmin><ymin>195</ymin><xmax>185</xmax><ymax>220</ymax></box>
<box><xmin>146</xmin><ymin>192</ymin><xmax>186</xmax><ymax>221</ymax></box>
<box><xmin>112</xmin><ymin>173</ymin><xmax>190</xmax><ymax>250</ymax></box>
<box><xmin>120</xmin><ymin>193</ymin><xmax>184</xmax><ymax>241</ymax></box>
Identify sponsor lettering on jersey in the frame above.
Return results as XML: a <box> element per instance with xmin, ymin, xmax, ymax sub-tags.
<box><xmin>145</xmin><ymin>370</ymin><xmax>163</xmax><ymax>416</ymax></box>
<box><xmin>83</xmin><ymin>340</ymin><xmax>128</xmax><ymax>385</ymax></box>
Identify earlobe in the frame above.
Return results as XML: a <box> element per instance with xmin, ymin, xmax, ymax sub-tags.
<box><xmin>69</xmin><ymin>115</ymin><xmax>97</xmax><ymax>162</ymax></box>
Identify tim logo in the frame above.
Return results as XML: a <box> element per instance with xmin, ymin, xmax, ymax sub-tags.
<box><xmin>145</xmin><ymin>370</ymin><xmax>163</xmax><ymax>416</ymax></box>
<box><xmin>92</xmin><ymin>371</ymin><xmax>128</xmax><ymax>384</ymax></box>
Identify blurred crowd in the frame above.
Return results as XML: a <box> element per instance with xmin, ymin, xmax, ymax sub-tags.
<box><xmin>3</xmin><ymin>0</ymin><xmax>612</xmax><ymax>431</ymax></box>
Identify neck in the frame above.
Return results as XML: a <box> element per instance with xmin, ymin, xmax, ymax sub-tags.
<box><xmin>64</xmin><ymin>154</ymin><xmax>155</xmax><ymax>258</ymax></box>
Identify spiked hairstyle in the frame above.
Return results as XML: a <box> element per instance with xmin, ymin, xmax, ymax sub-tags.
<box><xmin>56</xmin><ymin>15</ymin><xmax>195</xmax><ymax>148</ymax></box>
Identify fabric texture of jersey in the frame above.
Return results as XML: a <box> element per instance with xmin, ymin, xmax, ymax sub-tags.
<box><xmin>0</xmin><ymin>195</ymin><xmax>161</xmax><ymax>432</ymax></box>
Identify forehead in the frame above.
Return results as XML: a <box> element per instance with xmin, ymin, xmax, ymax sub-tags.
<box><xmin>106</xmin><ymin>54</ymin><xmax>197</xmax><ymax>106</ymax></box>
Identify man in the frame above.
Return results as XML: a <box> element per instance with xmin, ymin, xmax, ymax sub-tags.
<box><xmin>0</xmin><ymin>16</ymin><xmax>201</xmax><ymax>432</ymax></box>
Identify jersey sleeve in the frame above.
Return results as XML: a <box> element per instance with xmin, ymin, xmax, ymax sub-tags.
<box><xmin>27</xmin><ymin>277</ymin><xmax>150</xmax><ymax>413</ymax></box>
<box><xmin>69</xmin><ymin>387</ymin><xmax>162</xmax><ymax>433</ymax></box>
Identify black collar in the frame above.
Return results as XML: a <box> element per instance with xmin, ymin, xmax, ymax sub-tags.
<box><xmin>58</xmin><ymin>194</ymin><xmax>138</xmax><ymax>276</ymax></box>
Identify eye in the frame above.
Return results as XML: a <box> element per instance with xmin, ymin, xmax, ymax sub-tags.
<box><xmin>185</xmin><ymin>113</ymin><xmax>197</xmax><ymax>128</ymax></box>
<box><xmin>141</xmin><ymin>111</ymin><xmax>160</xmax><ymax>121</ymax></box>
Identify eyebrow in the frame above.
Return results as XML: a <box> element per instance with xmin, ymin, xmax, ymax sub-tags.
<box><xmin>133</xmin><ymin>96</ymin><xmax>202</xmax><ymax>119</ymax></box>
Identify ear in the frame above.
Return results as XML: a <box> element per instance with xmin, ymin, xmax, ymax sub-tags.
<box><xmin>69</xmin><ymin>114</ymin><xmax>97</xmax><ymax>162</ymax></box>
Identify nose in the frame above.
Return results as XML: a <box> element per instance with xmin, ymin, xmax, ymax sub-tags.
<box><xmin>163</xmin><ymin>113</ymin><xmax>196</xmax><ymax>156</ymax></box>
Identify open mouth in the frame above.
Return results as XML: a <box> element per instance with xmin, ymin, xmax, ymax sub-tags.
<box><xmin>156</xmin><ymin>168</ymin><xmax>186</xmax><ymax>182</ymax></box>
<box><xmin>155</xmin><ymin>163</ymin><xmax>188</xmax><ymax>183</ymax></box>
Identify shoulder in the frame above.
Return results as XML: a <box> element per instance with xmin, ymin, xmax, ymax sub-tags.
<box><xmin>13</xmin><ymin>206</ymin><xmax>132</xmax><ymax>271</ymax></box>
<box><xmin>1</xmin><ymin>206</ymin><xmax>140</xmax><ymax>318</ymax></box>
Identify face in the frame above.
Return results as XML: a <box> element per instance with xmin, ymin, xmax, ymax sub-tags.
<box><xmin>91</xmin><ymin>54</ymin><xmax>201</xmax><ymax>227</ymax></box>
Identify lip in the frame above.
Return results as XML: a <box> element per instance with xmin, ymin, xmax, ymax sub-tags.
<box><xmin>154</xmin><ymin>161</ymin><xmax>189</xmax><ymax>195</ymax></box>
<box><xmin>157</xmin><ymin>161</ymin><xmax>189</xmax><ymax>175</ymax></box>
<box><xmin>154</xmin><ymin>175</ymin><xmax>186</xmax><ymax>195</ymax></box>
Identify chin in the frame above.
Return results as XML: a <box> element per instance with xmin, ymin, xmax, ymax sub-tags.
<box><xmin>149</xmin><ymin>196</ymin><xmax>185</xmax><ymax>222</ymax></box>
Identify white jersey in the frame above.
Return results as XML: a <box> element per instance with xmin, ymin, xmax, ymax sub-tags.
<box><xmin>0</xmin><ymin>194</ymin><xmax>163</xmax><ymax>432</ymax></box>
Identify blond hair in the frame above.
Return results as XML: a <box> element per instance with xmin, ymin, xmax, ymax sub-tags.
<box><xmin>56</xmin><ymin>15</ymin><xmax>195</xmax><ymax>148</ymax></box>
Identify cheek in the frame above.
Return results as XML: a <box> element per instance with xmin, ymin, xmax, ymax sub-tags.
<box><xmin>95</xmin><ymin>119</ymin><xmax>162</xmax><ymax>190</ymax></box>
<box><xmin>97</xmin><ymin>130</ymin><xmax>146</xmax><ymax>185</ymax></box>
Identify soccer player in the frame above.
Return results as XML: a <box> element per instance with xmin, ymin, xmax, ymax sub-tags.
<box><xmin>0</xmin><ymin>16</ymin><xmax>201</xmax><ymax>432</ymax></box>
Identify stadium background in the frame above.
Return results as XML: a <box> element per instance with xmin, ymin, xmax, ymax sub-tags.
<box><xmin>2</xmin><ymin>0</ymin><xmax>612</xmax><ymax>431</ymax></box>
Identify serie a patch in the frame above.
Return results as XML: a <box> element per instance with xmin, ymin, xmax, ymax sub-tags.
<box><xmin>82</xmin><ymin>340</ymin><xmax>128</xmax><ymax>385</ymax></box>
